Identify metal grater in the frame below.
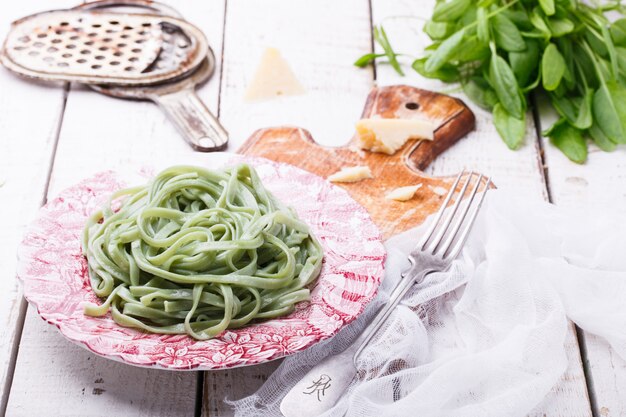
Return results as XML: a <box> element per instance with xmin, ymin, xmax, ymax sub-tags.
<box><xmin>0</xmin><ymin>1</ymin><xmax>228</xmax><ymax>151</ymax></box>
<box><xmin>1</xmin><ymin>10</ymin><xmax>207</xmax><ymax>86</ymax></box>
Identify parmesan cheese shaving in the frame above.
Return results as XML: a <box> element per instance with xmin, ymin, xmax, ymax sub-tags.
<box><xmin>356</xmin><ymin>118</ymin><xmax>436</xmax><ymax>155</ymax></box>
<box><xmin>430</xmin><ymin>185</ymin><xmax>448</xmax><ymax>196</ymax></box>
<box><xmin>327</xmin><ymin>166</ymin><xmax>373</xmax><ymax>183</ymax></box>
<box><xmin>385</xmin><ymin>184</ymin><xmax>423</xmax><ymax>201</ymax></box>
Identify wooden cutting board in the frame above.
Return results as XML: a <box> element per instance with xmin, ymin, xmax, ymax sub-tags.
<box><xmin>238</xmin><ymin>85</ymin><xmax>476</xmax><ymax>239</ymax></box>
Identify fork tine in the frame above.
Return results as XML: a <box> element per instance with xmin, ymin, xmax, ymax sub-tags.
<box><xmin>416</xmin><ymin>171</ymin><xmax>465</xmax><ymax>251</ymax></box>
<box><xmin>436</xmin><ymin>174</ymin><xmax>483</xmax><ymax>256</ymax></box>
<box><xmin>444</xmin><ymin>178</ymin><xmax>491</xmax><ymax>260</ymax></box>
<box><xmin>426</xmin><ymin>172</ymin><xmax>475</xmax><ymax>254</ymax></box>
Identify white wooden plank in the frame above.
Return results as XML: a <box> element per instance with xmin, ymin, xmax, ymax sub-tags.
<box><xmin>537</xmin><ymin>97</ymin><xmax>626</xmax><ymax>417</ymax></box>
<box><xmin>586</xmin><ymin>334</ymin><xmax>626</xmax><ymax>417</ymax></box>
<box><xmin>369</xmin><ymin>1</ymin><xmax>592</xmax><ymax>416</ymax></box>
<box><xmin>7</xmin><ymin>309</ymin><xmax>198</xmax><ymax>417</ymax></box>
<box><xmin>203</xmin><ymin>362</ymin><xmax>280</xmax><ymax>417</ymax></box>
<box><xmin>203</xmin><ymin>0</ymin><xmax>374</xmax><ymax>415</ymax></box>
<box><xmin>5</xmin><ymin>1</ymin><xmax>225</xmax><ymax>416</ymax></box>
<box><xmin>0</xmin><ymin>0</ymin><xmax>78</xmax><ymax>411</ymax></box>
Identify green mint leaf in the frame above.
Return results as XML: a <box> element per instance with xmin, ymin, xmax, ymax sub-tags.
<box><xmin>493</xmin><ymin>103</ymin><xmax>526</xmax><ymax>149</ymax></box>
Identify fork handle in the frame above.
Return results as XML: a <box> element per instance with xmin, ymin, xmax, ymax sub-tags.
<box><xmin>353</xmin><ymin>266</ymin><xmax>434</xmax><ymax>363</ymax></box>
<box><xmin>280</xmin><ymin>267</ymin><xmax>435</xmax><ymax>417</ymax></box>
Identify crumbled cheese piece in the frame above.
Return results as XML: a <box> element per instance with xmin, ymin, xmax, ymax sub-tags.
<box><xmin>327</xmin><ymin>166</ymin><xmax>373</xmax><ymax>183</ymax></box>
<box><xmin>244</xmin><ymin>47</ymin><xmax>305</xmax><ymax>101</ymax></box>
<box><xmin>356</xmin><ymin>118</ymin><xmax>436</xmax><ymax>155</ymax></box>
<box><xmin>385</xmin><ymin>184</ymin><xmax>423</xmax><ymax>201</ymax></box>
<box><xmin>430</xmin><ymin>185</ymin><xmax>448</xmax><ymax>196</ymax></box>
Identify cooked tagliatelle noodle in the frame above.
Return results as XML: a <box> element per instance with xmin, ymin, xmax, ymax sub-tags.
<box><xmin>82</xmin><ymin>164</ymin><xmax>323</xmax><ymax>340</ymax></box>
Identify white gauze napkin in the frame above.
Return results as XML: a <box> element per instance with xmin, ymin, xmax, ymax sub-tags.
<box><xmin>230</xmin><ymin>189</ymin><xmax>626</xmax><ymax>417</ymax></box>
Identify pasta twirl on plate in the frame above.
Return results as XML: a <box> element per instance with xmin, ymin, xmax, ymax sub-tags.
<box><xmin>82</xmin><ymin>164</ymin><xmax>323</xmax><ymax>340</ymax></box>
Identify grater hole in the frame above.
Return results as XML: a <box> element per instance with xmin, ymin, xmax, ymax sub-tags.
<box><xmin>13</xmin><ymin>46</ymin><xmax>26</xmax><ymax>51</ymax></box>
<box><xmin>28</xmin><ymin>51</ymin><xmax>39</xmax><ymax>56</ymax></box>
<box><xmin>60</xmin><ymin>22</ymin><xmax>69</xmax><ymax>26</ymax></box>
<box><xmin>55</xmin><ymin>30</ymin><xmax>63</xmax><ymax>35</ymax></box>
<box><xmin>85</xmin><ymin>41</ymin><xmax>94</xmax><ymax>46</ymax></box>
<box><xmin>18</xmin><ymin>36</ymin><xmax>30</xmax><ymax>43</ymax></box>
<box><xmin>117</xmin><ymin>43</ymin><xmax>126</xmax><ymax>48</ymax></box>
<box><xmin>33</xmin><ymin>42</ymin><xmax>45</xmax><ymax>48</ymax></box>
<box><xmin>95</xmin><ymin>55</ymin><xmax>105</xmax><ymax>60</ymax></box>
<box><xmin>109</xmin><ymin>20</ymin><xmax>119</xmax><ymax>25</ymax></box>
<box><xmin>70</xmin><ymin>35</ymin><xmax>79</xmax><ymax>40</ymax></box>
<box><xmin>58</xmin><ymin>62</ymin><xmax>69</xmax><ymax>67</ymax></box>
<box><xmin>110</xmin><ymin>61</ymin><xmax>120</xmax><ymax>66</ymax></box>
<box><xmin>62</xmin><ymin>53</ymin><xmax>72</xmax><ymax>58</ymax></box>
<box><xmin>37</xmin><ymin>33</ymin><xmax>47</xmax><ymax>38</ymax></box>
<box><xmin>43</xmin><ymin>56</ymin><xmax>54</xmax><ymax>62</ymax></box>
<box><xmin>131</xmin><ymin>48</ymin><xmax>141</xmax><ymax>53</ymax></box>
<box><xmin>135</xmin><ymin>39</ymin><xmax>145</xmax><ymax>44</ymax></box>
<box><xmin>88</xmin><ymin>32</ymin><xmax>98</xmax><ymax>37</ymax></box>
<box><xmin>77</xmin><ymin>58</ymin><xmax>87</xmax><ymax>63</ymax></box>
<box><xmin>113</xmin><ymin>51</ymin><xmax>123</xmax><ymax>57</ymax></box>
<box><xmin>66</xmin><ymin>44</ymin><xmax>76</xmax><ymax>49</ymax></box>
<box><xmin>120</xmin><ymin>34</ymin><xmax>130</xmax><ymax>39</ymax></box>
<box><xmin>129</xmin><ymin>56</ymin><xmax>138</xmax><ymax>62</ymax></box>
<box><xmin>47</xmin><ymin>46</ymin><xmax>58</xmax><ymax>53</ymax></box>
<box><xmin>51</xmin><ymin>38</ymin><xmax>62</xmax><ymax>44</ymax></box>
<box><xmin>141</xmin><ymin>22</ymin><xmax>151</xmax><ymax>27</ymax></box>
<box><xmin>124</xmin><ymin>66</ymin><xmax>134</xmax><ymax>72</ymax></box>
<box><xmin>138</xmin><ymin>30</ymin><xmax>147</xmax><ymax>36</ymax></box>
<box><xmin>123</xmin><ymin>26</ymin><xmax>132</xmax><ymax>30</ymax></box>
<box><xmin>105</xmin><ymin>29</ymin><xmax>116</xmax><ymax>34</ymax></box>
<box><xmin>91</xmin><ymin>64</ymin><xmax>101</xmax><ymax>69</ymax></box>
<box><xmin>80</xmin><ymin>49</ymin><xmax>90</xmax><ymax>55</ymax></box>
<box><xmin>99</xmin><ymin>46</ymin><xmax>108</xmax><ymax>51</ymax></box>
<box><xmin>92</xmin><ymin>23</ymin><xmax>101</xmax><ymax>28</ymax></box>
<box><xmin>103</xmin><ymin>38</ymin><xmax>112</xmax><ymax>42</ymax></box>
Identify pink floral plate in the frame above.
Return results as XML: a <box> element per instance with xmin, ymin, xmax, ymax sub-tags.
<box><xmin>17</xmin><ymin>154</ymin><xmax>386</xmax><ymax>370</ymax></box>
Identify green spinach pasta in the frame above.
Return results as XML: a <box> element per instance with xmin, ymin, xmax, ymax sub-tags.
<box><xmin>82</xmin><ymin>164</ymin><xmax>323</xmax><ymax>340</ymax></box>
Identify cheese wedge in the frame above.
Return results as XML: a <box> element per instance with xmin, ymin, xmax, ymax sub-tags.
<box><xmin>356</xmin><ymin>118</ymin><xmax>436</xmax><ymax>155</ymax></box>
<box><xmin>327</xmin><ymin>166</ymin><xmax>373</xmax><ymax>183</ymax></box>
<box><xmin>385</xmin><ymin>184</ymin><xmax>423</xmax><ymax>201</ymax></box>
<box><xmin>245</xmin><ymin>47</ymin><xmax>305</xmax><ymax>101</ymax></box>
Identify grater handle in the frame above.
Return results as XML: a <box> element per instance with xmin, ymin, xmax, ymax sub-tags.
<box><xmin>151</xmin><ymin>87</ymin><xmax>228</xmax><ymax>152</ymax></box>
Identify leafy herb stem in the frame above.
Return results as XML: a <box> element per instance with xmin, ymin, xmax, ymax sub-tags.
<box><xmin>460</xmin><ymin>0</ymin><xmax>521</xmax><ymax>32</ymax></box>
<box><xmin>581</xmin><ymin>39</ymin><xmax>608</xmax><ymax>88</ymax></box>
<box><xmin>574</xmin><ymin>59</ymin><xmax>589</xmax><ymax>95</ymax></box>
<box><xmin>597</xmin><ymin>1</ymin><xmax>624</xmax><ymax>12</ymax></box>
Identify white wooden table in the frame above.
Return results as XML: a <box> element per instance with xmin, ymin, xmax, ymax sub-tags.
<box><xmin>1</xmin><ymin>1</ymin><xmax>625</xmax><ymax>416</ymax></box>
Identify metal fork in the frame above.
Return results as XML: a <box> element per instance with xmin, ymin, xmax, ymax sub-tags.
<box><xmin>280</xmin><ymin>171</ymin><xmax>491</xmax><ymax>417</ymax></box>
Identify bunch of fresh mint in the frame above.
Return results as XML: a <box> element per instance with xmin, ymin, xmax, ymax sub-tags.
<box><xmin>357</xmin><ymin>0</ymin><xmax>626</xmax><ymax>163</ymax></box>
